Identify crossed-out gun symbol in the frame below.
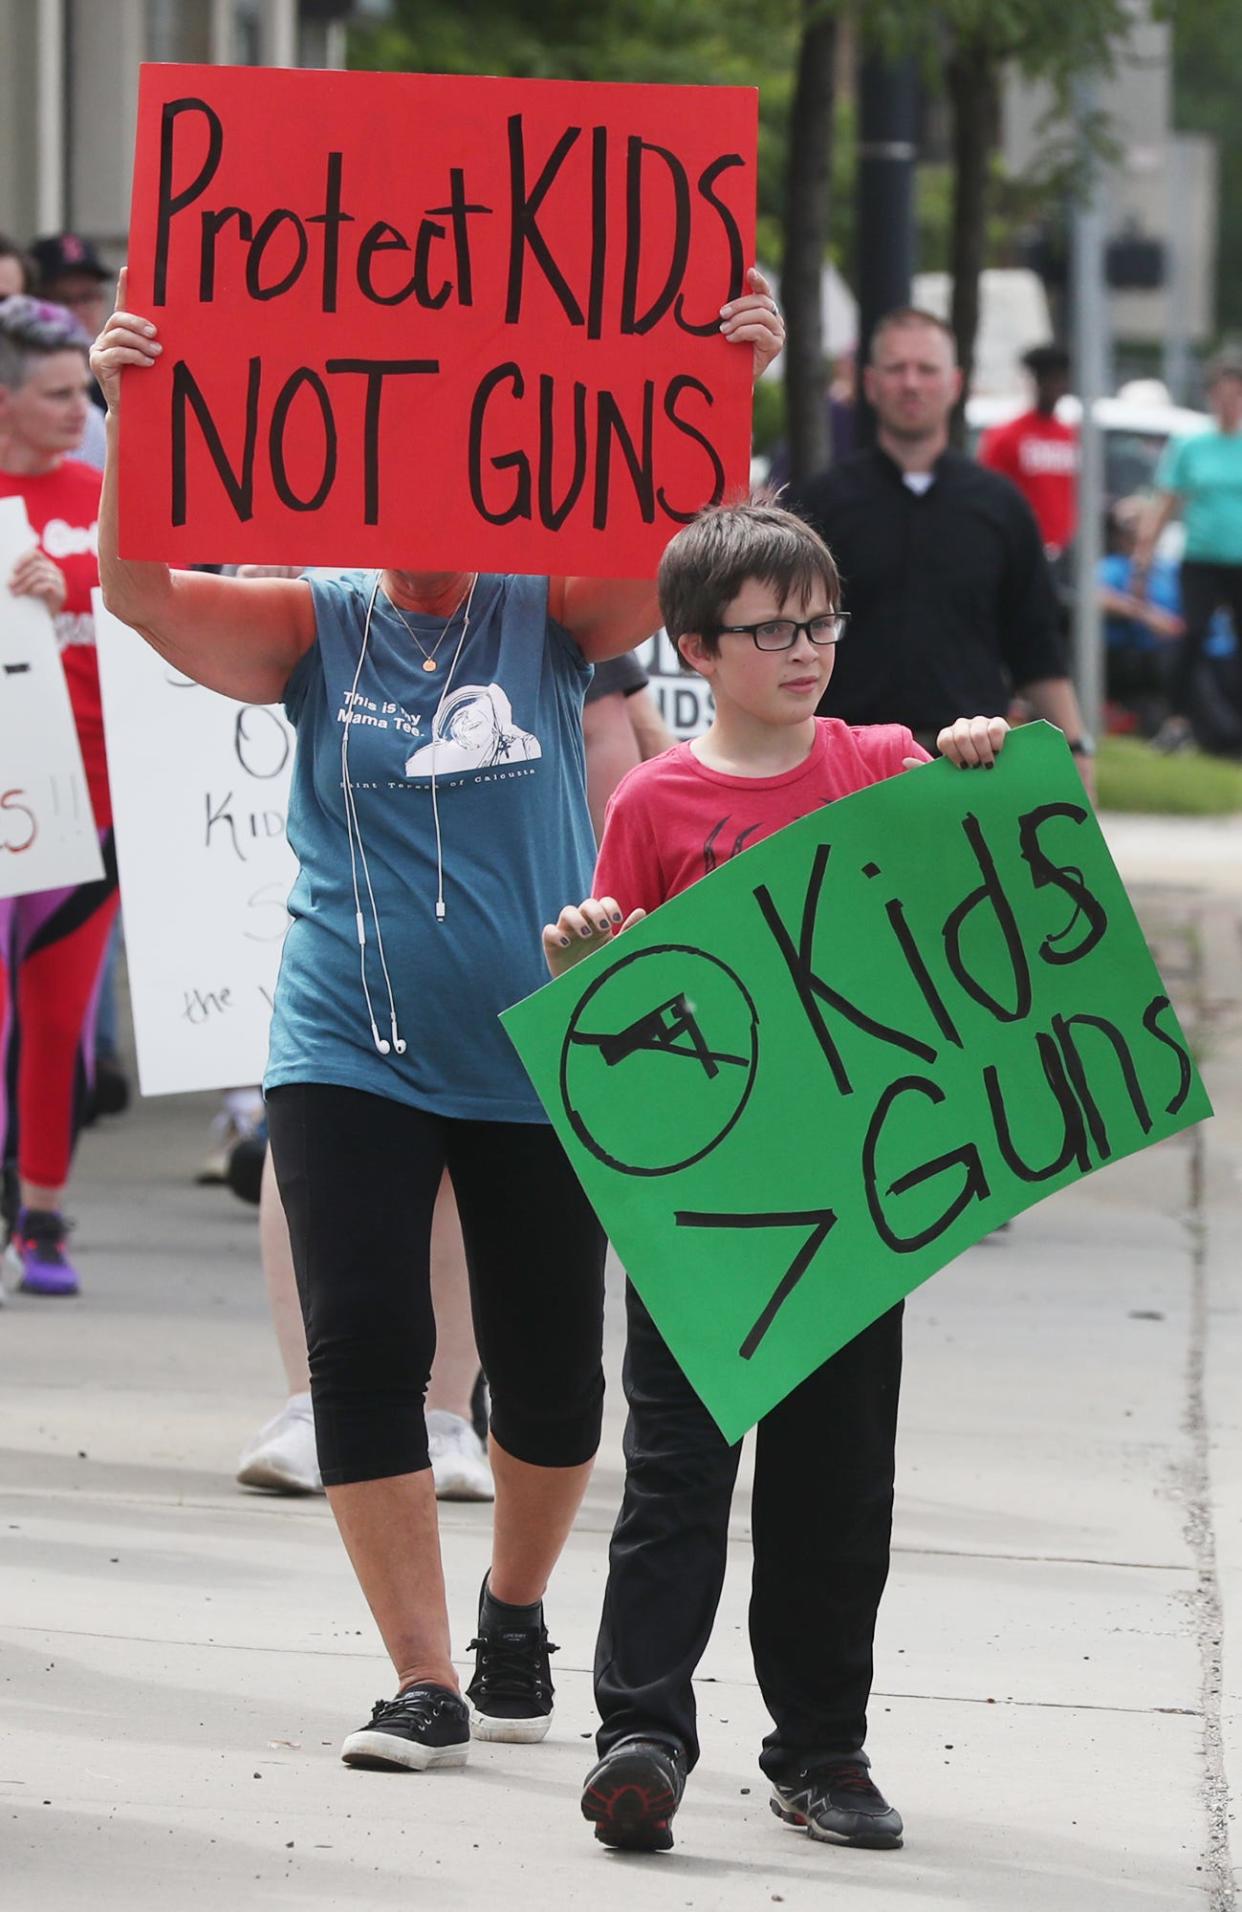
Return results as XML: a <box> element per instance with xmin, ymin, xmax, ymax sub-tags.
<box><xmin>570</xmin><ymin>992</ymin><xmax>749</xmax><ymax>1081</ymax></box>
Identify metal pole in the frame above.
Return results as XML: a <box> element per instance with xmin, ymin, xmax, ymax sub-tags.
<box><xmin>1070</xmin><ymin>74</ymin><xmax>1109</xmax><ymax>744</ymax></box>
<box><xmin>1163</xmin><ymin>139</ymin><xmax>1191</xmax><ymax>405</ymax></box>
<box><xmin>36</xmin><ymin>0</ymin><xmax>66</xmax><ymax>233</ymax></box>
<box><xmin>855</xmin><ymin>54</ymin><xmax>918</xmax><ymax>447</ymax></box>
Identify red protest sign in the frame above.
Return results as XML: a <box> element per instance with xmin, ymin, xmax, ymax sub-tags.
<box><xmin>119</xmin><ymin>65</ymin><xmax>758</xmax><ymax>578</ymax></box>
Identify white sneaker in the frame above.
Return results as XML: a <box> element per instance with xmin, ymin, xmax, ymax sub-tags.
<box><xmin>236</xmin><ymin>1393</ymin><xmax>324</xmax><ymax>1494</ymax></box>
<box><xmin>426</xmin><ymin>1410</ymin><xmax>494</xmax><ymax>1502</ymax></box>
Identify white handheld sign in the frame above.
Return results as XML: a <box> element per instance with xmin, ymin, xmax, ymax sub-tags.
<box><xmin>94</xmin><ymin>590</ymin><xmax>297</xmax><ymax>1095</ymax></box>
<box><xmin>0</xmin><ymin>497</ymin><xmax>103</xmax><ymax>898</ymax></box>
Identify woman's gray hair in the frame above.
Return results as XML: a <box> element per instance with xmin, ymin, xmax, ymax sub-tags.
<box><xmin>0</xmin><ymin>295</ymin><xmax>91</xmax><ymax>392</ymax></box>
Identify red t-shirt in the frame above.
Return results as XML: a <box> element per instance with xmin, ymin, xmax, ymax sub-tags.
<box><xmin>594</xmin><ymin>717</ymin><xmax>929</xmax><ymax>915</ymax></box>
<box><xmin>0</xmin><ymin>459</ymin><xmax>109</xmax><ymax>828</ymax></box>
<box><xmin>978</xmin><ymin>410</ymin><xmax>1078</xmax><ymax>553</ymax></box>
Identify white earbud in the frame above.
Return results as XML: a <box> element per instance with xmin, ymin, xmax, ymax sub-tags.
<box><xmin>371</xmin><ymin>1022</ymin><xmax>391</xmax><ymax>1056</ymax></box>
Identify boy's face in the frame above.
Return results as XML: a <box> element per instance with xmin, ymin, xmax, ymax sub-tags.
<box><xmin>677</xmin><ymin>577</ymin><xmax>836</xmax><ymax>723</ymax></box>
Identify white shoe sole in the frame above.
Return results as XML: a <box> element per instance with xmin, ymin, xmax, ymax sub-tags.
<box><xmin>341</xmin><ymin>1730</ymin><xmax>469</xmax><ymax>1772</ymax></box>
<box><xmin>236</xmin><ymin>1458</ymin><xmax>324</xmax><ymax>1495</ymax></box>
<box><xmin>432</xmin><ymin>1466</ymin><xmax>495</xmax><ymax>1503</ymax></box>
<box><xmin>469</xmin><ymin>1706</ymin><xmax>552</xmax><ymax>1744</ymax></box>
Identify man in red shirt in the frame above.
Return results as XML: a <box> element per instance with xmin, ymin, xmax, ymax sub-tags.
<box><xmin>979</xmin><ymin>344</ymin><xmax>1078</xmax><ymax>557</ymax></box>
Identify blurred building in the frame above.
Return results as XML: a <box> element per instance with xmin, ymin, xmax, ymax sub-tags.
<box><xmin>1002</xmin><ymin>3</ymin><xmax>1217</xmax><ymax>398</ymax></box>
<box><xmin>0</xmin><ymin>0</ymin><xmax>389</xmax><ymax>267</ymax></box>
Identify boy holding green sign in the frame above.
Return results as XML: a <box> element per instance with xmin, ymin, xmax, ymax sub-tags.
<box><xmin>543</xmin><ymin>502</ymin><xmax>1010</xmax><ymax>1856</ymax></box>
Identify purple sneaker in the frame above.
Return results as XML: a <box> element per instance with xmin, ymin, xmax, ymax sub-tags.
<box><xmin>13</xmin><ymin>1209</ymin><xmax>80</xmax><ymax>1296</ymax></box>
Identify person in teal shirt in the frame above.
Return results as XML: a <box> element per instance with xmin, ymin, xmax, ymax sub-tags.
<box><xmin>1135</xmin><ymin>352</ymin><xmax>1242</xmax><ymax>748</ymax></box>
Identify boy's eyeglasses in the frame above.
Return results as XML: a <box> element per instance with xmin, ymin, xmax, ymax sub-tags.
<box><xmin>713</xmin><ymin>614</ymin><xmax>850</xmax><ymax>652</ymax></box>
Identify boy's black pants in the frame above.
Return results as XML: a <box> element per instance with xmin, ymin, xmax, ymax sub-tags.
<box><xmin>594</xmin><ymin>1282</ymin><xmax>903</xmax><ymax>1780</ymax></box>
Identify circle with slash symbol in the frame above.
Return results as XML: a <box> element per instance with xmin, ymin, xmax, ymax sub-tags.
<box><xmin>559</xmin><ymin>943</ymin><xmax>760</xmax><ymax>1176</ymax></box>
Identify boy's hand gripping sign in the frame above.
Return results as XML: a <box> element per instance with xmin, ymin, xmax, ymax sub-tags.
<box><xmin>503</xmin><ymin>728</ymin><xmax>1213</xmax><ymax>1442</ymax></box>
<box><xmin>120</xmin><ymin>65</ymin><xmax>757</xmax><ymax>576</ymax></box>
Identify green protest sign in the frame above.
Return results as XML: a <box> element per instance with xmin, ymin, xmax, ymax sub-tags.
<box><xmin>502</xmin><ymin>724</ymin><xmax>1212</xmax><ymax>1442</ymax></box>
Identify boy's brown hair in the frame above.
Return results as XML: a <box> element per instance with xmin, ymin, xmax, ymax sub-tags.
<box><xmin>657</xmin><ymin>501</ymin><xmax>841</xmax><ymax>654</ymax></box>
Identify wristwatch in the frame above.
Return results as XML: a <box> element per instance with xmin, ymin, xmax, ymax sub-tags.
<box><xmin>1067</xmin><ymin>733</ymin><xmax>1096</xmax><ymax>758</ymax></box>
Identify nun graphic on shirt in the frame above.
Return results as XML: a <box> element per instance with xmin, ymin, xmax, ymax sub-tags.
<box><xmin>404</xmin><ymin>682</ymin><xmax>543</xmax><ymax>777</ymax></box>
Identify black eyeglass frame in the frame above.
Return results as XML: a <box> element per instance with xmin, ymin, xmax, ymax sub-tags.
<box><xmin>711</xmin><ymin>613</ymin><xmax>851</xmax><ymax>652</ymax></box>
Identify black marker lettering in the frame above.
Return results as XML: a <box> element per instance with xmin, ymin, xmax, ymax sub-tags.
<box><xmin>245</xmin><ymin>209</ymin><xmax>309</xmax><ymax>301</ymax></box>
<box><xmin>675</xmin><ymin>153</ymin><xmax>747</xmax><ymax>333</ymax></box>
<box><xmin>1141</xmin><ymin>994</ymin><xmax>1194</xmax><ymax>1116</ymax></box>
<box><xmin>306</xmin><ymin>150</ymin><xmax>354</xmax><ymax>313</ymax></box>
<box><xmin>983</xmin><ymin>1035</ymin><xmax>1090</xmax><ymax>1181</ymax></box>
<box><xmin>269</xmin><ymin>368</ymin><xmax>337</xmax><ymax>512</ymax></box>
<box><xmin>863</xmin><ymin>1075</ymin><xmax>990</xmax><ymax>1252</ymax></box>
<box><xmin>620</xmin><ymin>137</ymin><xmax>691</xmax><ymax>335</ymax></box>
<box><xmin>674</xmin><ymin>1208</ymin><xmax>839</xmax><ymax>1360</ymax></box>
<box><xmin>468</xmin><ymin>362</ymin><xmax>531</xmax><ymax>525</ymax></box>
<box><xmin>941</xmin><ymin>812</ymin><xmax>1032</xmax><ymax>1023</ymax></box>
<box><xmin>885</xmin><ymin>896</ymin><xmax>963</xmax><ymax>1048</ymax></box>
<box><xmin>505</xmin><ymin>115</ymin><xmax>584</xmax><ymax>326</ymax></box>
<box><xmin>356</xmin><ymin>223</ymin><xmax>416</xmax><ymax>305</ymax></box>
<box><xmin>171</xmin><ymin>356</ymin><xmax>260</xmax><ymax>525</ymax></box>
<box><xmin>325</xmin><ymin>358</ymin><xmax>440</xmax><ymax>524</ymax></box>
<box><xmin>234</xmin><ymin>706</ymin><xmax>290</xmax><ymax>780</ymax></box>
<box><xmin>1052</xmin><ymin>1011</ymin><xmax>1152</xmax><ymax>1161</ymax></box>
<box><xmin>1017</xmin><ymin>801</ymin><xmax>1109</xmax><ymax>964</ymax></box>
<box><xmin>587</xmin><ymin>127</ymin><xmax>608</xmax><ymax>341</ymax></box>
<box><xmin>412</xmin><ymin>219</ymin><xmax>452</xmax><ymax>309</ymax></box>
<box><xmin>198</xmin><ymin>206</ymin><xmax>252</xmax><ymax>301</ymax></box>
<box><xmin>426</xmin><ymin>169</ymin><xmax>492</xmax><ymax>308</ymax></box>
<box><xmin>755</xmin><ymin>844</ymin><xmax>937</xmax><ymax>1097</ymax></box>
<box><xmin>538</xmin><ymin>374</ymin><xmax>588</xmax><ymax>530</ymax></box>
<box><xmin>593</xmin><ymin>384</ymin><xmax>655</xmax><ymax>529</ymax></box>
<box><xmin>657</xmin><ymin>375</ymin><xmax>725</xmax><ymax>521</ymax></box>
<box><xmin>155</xmin><ymin>97</ymin><xmax>223</xmax><ymax>306</ymax></box>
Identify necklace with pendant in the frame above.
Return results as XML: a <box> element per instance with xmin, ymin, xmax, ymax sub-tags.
<box><xmin>384</xmin><ymin>576</ymin><xmax>476</xmax><ymax>672</ymax></box>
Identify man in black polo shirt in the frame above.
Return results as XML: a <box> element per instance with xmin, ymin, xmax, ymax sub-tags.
<box><xmin>791</xmin><ymin>308</ymin><xmax>1093</xmax><ymax>781</ymax></box>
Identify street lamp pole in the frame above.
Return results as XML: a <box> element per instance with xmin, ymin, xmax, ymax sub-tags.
<box><xmin>1070</xmin><ymin>74</ymin><xmax>1109</xmax><ymax>744</ymax></box>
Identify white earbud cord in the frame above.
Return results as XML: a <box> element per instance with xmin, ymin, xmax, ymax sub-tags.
<box><xmin>428</xmin><ymin>571</ymin><xmax>478</xmax><ymax>923</ymax></box>
<box><xmin>341</xmin><ymin>575</ymin><xmax>406</xmax><ymax>1056</ymax></box>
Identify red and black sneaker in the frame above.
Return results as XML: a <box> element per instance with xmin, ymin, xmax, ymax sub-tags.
<box><xmin>581</xmin><ymin>1737</ymin><xmax>686</xmax><ymax>1852</ymax></box>
<box><xmin>770</xmin><ymin>1755</ymin><xmax>903</xmax><ymax>1848</ymax></box>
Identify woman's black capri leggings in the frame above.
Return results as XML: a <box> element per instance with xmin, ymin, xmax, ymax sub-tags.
<box><xmin>267</xmin><ymin>1083</ymin><xmax>607</xmax><ymax>1486</ymax></box>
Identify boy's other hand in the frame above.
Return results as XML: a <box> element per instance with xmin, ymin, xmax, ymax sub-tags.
<box><xmin>905</xmin><ymin>715</ymin><xmax>1010</xmax><ymax>772</ymax></box>
<box><xmin>542</xmin><ymin>897</ymin><xmax>647</xmax><ymax>978</ymax></box>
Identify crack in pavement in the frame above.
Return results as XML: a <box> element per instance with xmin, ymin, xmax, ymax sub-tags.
<box><xmin>1171</xmin><ymin>895</ymin><xmax>1234</xmax><ymax>1912</ymax></box>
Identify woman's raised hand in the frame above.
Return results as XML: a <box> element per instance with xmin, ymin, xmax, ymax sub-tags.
<box><xmin>89</xmin><ymin>268</ymin><xmax>162</xmax><ymax>415</ymax></box>
<box><xmin>720</xmin><ymin>266</ymin><xmax>785</xmax><ymax>384</ymax></box>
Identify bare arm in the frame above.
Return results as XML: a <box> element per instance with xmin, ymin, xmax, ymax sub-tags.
<box><xmin>91</xmin><ymin>274</ymin><xmax>315</xmax><ymax>705</ymax></box>
<box><xmin>626</xmin><ymin>683</ymin><xmax>676</xmax><ymax>760</ymax></box>
<box><xmin>1019</xmin><ymin>677</ymin><xmax>1096</xmax><ymax>798</ymax></box>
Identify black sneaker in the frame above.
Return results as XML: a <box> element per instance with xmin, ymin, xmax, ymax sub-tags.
<box><xmin>465</xmin><ymin>1575</ymin><xmax>557</xmax><ymax>1743</ymax></box>
<box><xmin>340</xmin><ymin>1682</ymin><xmax>470</xmax><ymax>1772</ymax></box>
<box><xmin>581</xmin><ymin>1737</ymin><xmax>686</xmax><ymax>1852</ymax></box>
<box><xmin>770</xmin><ymin>1757</ymin><xmax>903</xmax><ymax>1848</ymax></box>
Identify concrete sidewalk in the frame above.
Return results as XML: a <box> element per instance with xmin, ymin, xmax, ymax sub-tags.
<box><xmin>1</xmin><ymin>817</ymin><xmax>1239</xmax><ymax>1911</ymax></box>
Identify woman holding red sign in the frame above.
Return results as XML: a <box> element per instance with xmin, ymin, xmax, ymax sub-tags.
<box><xmin>91</xmin><ymin>266</ymin><xmax>783</xmax><ymax>1773</ymax></box>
